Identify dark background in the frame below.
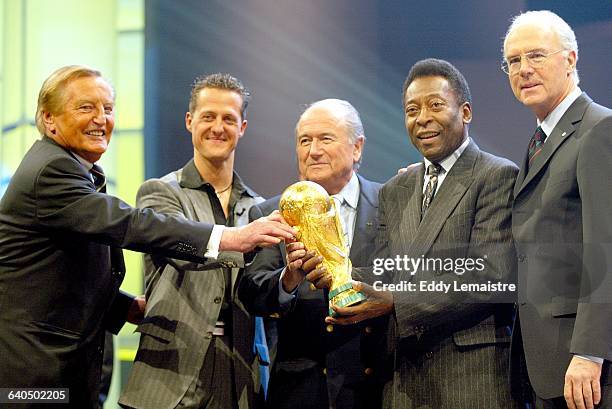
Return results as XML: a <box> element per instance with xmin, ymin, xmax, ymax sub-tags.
<box><xmin>144</xmin><ymin>0</ymin><xmax>612</xmax><ymax>197</ymax></box>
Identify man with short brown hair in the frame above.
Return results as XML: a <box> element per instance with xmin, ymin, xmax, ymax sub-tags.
<box><xmin>0</xmin><ymin>66</ymin><xmax>294</xmax><ymax>409</ymax></box>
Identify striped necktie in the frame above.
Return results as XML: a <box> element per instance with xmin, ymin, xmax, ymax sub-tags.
<box><xmin>422</xmin><ymin>163</ymin><xmax>441</xmax><ymax>217</ymax></box>
<box><xmin>91</xmin><ymin>164</ymin><xmax>106</xmax><ymax>192</ymax></box>
<box><xmin>527</xmin><ymin>126</ymin><xmax>546</xmax><ymax>169</ymax></box>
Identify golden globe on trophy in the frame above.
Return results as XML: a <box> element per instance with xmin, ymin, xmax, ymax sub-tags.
<box><xmin>279</xmin><ymin>181</ymin><xmax>366</xmax><ymax>316</ymax></box>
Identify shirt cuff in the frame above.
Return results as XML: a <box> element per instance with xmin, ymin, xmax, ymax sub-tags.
<box><xmin>204</xmin><ymin>225</ymin><xmax>225</xmax><ymax>259</ymax></box>
<box><xmin>574</xmin><ymin>354</ymin><xmax>605</xmax><ymax>364</ymax></box>
<box><xmin>278</xmin><ymin>268</ymin><xmax>298</xmax><ymax>306</ymax></box>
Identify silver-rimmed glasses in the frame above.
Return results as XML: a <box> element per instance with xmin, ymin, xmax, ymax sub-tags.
<box><xmin>501</xmin><ymin>49</ymin><xmax>564</xmax><ymax>75</ymax></box>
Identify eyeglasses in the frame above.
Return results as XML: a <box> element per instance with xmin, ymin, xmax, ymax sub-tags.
<box><xmin>501</xmin><ymin>49</ymin><xmax>564</xmax><ymax>75</ymax></box>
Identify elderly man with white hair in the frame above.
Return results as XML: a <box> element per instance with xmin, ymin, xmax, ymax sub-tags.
<box><xmin>503</xmin><ymin>10</ymin><xmax>612</xmax><ymax>409</ymax></box>
<box><xmin>238</xmin><ymin>99</ymin><xmax>388</xmax><ymax>409</ymax></box>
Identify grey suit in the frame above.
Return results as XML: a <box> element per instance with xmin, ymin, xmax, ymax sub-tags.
<box><xmin>120</xmin><ymin>160</ymin><xmax>264</xmax><ymax>409</ymax></box>
<box><xmin>511</xmin><ymin>93</ymin><xmax>612</xmax><ymax>401</ymax></box>
<box><xmin>379</xmin><ymin>141</ymin><xmax>520</xmax><ymax>408</ymax></box>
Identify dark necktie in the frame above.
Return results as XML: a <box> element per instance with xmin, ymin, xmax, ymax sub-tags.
<box><xmin>527</xmin><ymin>126</ymin><xmax>546</xmax><ymax>168</ymax></box>
<box><xmin>422</xmin><ymin>163</ymin><xmax>441</xmax><ymax>216</ymax></box>
<box><xmin>91</xmin><ymin>164</ymin><xmax>107</xmax><ymax>192</ymax></box>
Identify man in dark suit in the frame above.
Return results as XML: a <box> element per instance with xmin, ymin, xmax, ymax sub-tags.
<box><xmin>120</xmin><ymin>73</ymin><xmax>267</xmax><ymax>409</ymax></box>
<box><xmin>0</xmin><ymin>65</ymin><xmax>295</xmax><ymax>409</ymax></box>
<box><xmin>503</xmin><ymin>10</ymin><xmax>612</xmax><ymax>409</ymax></box>
<box><xmin>238</xmin><ymin>99</ymin><xmax>389</xmax><ymax>409</ymax></box>
<box><xmin>325</xmin><ymin>59</ymin><xmax>520</xmax><ymax>408</ymax></box>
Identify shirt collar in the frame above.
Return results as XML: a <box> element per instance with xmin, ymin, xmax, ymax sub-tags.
<box><xmin>538</xmin><ymin>87</ymin><xmax>582</xmax><ymax>137</ymax></box>
<box><xmin>179</xmin><ymin>159</ymin><xmax>258</xmax><ymax>198</ymax></box>
<box><xmin>423</xmin><ymin>136</ymin><xmax>470</xmax><ymax>174</ymax></box>
<box><xmin>72</xmin><ymin>152</ymin><xmax>94</xmax><ymax>171</ymax></box>
<box><xmin>332</xmin><ymin>172</ymin><xmax>359</xmax><ymax>210</ymax></box>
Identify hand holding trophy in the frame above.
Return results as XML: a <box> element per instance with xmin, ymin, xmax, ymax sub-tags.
<box><xmin>279</xmin><ymin>181</ymin><xmax>365</xmax><ymax>316</ymax></box>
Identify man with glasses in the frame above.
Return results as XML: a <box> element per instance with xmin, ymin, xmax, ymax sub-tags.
<box><xmin>503</xmin><ymin>10</ymin><xmax>612</xmax><ymax>409</ymax></box>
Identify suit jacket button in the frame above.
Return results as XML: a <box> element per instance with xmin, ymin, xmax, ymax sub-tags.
<box><xmin>326</xmin><ymin>324</ymin><xmax>334</xmax><ymax>333</ymax></box>
<box><xmin>364</xmin><ymin>367</ymin><xmax>373</xmax><ymax>376</ymax></box>
<box><xmin>322</xmin><ymin>368</ymin><xmax>327</xmax><ymax>376</ymax></box>
<box><xmin>214</xmin><ymin>297</ymin><xmax>222</xmax><ymax>304</ymax></box>
<box><xmin>364</xmin><ymin>326</ymin><xmax>373</xmax><ymax>334</ymax></box>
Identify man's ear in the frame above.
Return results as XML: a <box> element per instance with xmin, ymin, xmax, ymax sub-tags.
<box><xmin>43</xmin><ymin>111</ymin><xmax>56</xmax><ymax>135</ymax></box>
<box><xmin>462</xmin><ymin>102</ymin><xmax>473</xmax><ymax>124</ymax></box>
<box><xmin>353</xmin><ymin>135</ymin><xmax>365</xmax><ymax>164</ymax></box>
<box><xmin>238</xmin><ymin>119</ymin><xmax>248</xmax><ymax>140</ymax></box>
<box><xmin>566</xmin><ymin>50</ymin><xmax>577</xmax><ymax>77</ymax></box>
<box><xmin>185</xmin><ymin>111</ymin><xmax>192</xmax><ymax>132</ymax></box>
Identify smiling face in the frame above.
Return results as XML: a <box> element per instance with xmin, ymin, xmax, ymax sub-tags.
<box><xmin>403</xmin><ymin>76</ymin><xmax>471</xmax><ymax>162</ymax></box>
<box><xmin>186</xmin><ymin>87</ymin><xmax>247</xmax><ymax>166</ymax></box>
<box><xmin>295</xmin><ymin>106</ymin><xmax>363</xmax><ymax>195</ymax></box>
<box><xmin>43</xmin><ymin>76</ymin><xmax>115</xmax><ymax>163</ymax></box>
<box><xmin>504</xmin><ymin>24</ymin><xmax>576</xmax><ymax>120</ymax></box>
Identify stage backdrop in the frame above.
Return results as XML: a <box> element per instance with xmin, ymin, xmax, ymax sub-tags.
<box><xmin>145</xmin><ymin>0</ymin><xmax>612</xmax><ymax>198</ymax></box>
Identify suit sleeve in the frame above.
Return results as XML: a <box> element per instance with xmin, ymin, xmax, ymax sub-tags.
<box><xmin>103</xmin><ymin>290</ymin><xmax>135</xmax><ymax>334</ymax></box>
<box><xmin>572</xmin><ymin>114</ymin><xmax>612</xmax><ymax>360</ymax></box>
<box><xmin>237</xmin><ymin>204</ymin><xmax>288</xmax><ymax>316</ymax></box>
<box><xmin>135</xmin><ymin>178</ymin><xmax>244</xmax><ymax>286</ymax></box>
<box><xmin>35</xmin><ymin>155</ymin><xmax>214</xmax><ymax>262</ymax></box>
<box><xmin>393</xmin><ymin>163</ymin><xmax>518</xmax><ymax>339</ymax></box>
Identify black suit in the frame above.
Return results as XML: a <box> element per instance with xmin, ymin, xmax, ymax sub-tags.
<box><xmin>0</xmin><ymin>137</ymin><xmax>215</xmax><ymax>408</ymax></box>
<box><xmin>238</xmin><ymin>175</ymin><xmax>389</xmax><ymax>409</ymax></box>
<box><xmin>511</xmin><ymin>93</ymin><xmax>612</xmax><ymax>402</ymax></box>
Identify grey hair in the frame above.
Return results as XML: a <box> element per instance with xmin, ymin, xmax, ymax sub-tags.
<box><xmin>296</xmin><ymin>98</ymin><xmax>365</xmax><ymax>144</ymax></box>
<box><xmin>503</xmin><ymin>10</ymin><xmax>579</xmax><ymax>84</ymax></box>
<box><xmin>295</xmin><ymin>98</ymin><xmax>365</xmax><ymax>169</ymax></box>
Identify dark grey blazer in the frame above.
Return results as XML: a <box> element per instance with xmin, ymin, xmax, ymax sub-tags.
<box><xmin>119</xmin><ymin>160</ymin><xmax>264</xmax><ymax>409</ymax></box>
<box><xmin>238</xmin><ymin>175</ymin><xmax>389</xmax><ymax>409</ymax></box>
<box><xmin>511</xmin><ymin>93</ymin><xmax>612</xmax><ymax>399</ymax></box>
<box><xmin>0</xmin><ymin>138</ymin><xmax>215</xmax><ymax>409</ymax></box>
<box><xmin>379</xmin><ymin>140</ymin><xmax>520</xmax><ymax>409</ymax></box>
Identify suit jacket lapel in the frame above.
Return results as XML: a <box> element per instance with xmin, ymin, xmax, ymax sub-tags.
<box><xmin>515</xmin><ymin>93</ymin><xmax>591</xmax><ymax>198</ymax></box>
<box><xmin>408</xmin><ymin>141</ymin><xmax>477</xmax><ymax>258</ymax></box>
<box><xmin>349</xmin><ymin>175</ymin><xmax>378</xmax><ymax>265</ymax></box>
<box><xmin>392</xmin><ymin>164</ymin><xmax>424</xmax><ymax>254</ymax></box>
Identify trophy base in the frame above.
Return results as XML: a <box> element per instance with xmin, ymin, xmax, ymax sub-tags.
<box><xmin>328</xmin><ymin>282</ymin><xmax>367</xmax><ymax>317</ymax></box>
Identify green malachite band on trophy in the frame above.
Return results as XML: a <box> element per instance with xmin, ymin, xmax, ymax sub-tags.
<box><xmin>329</xmin><ymin>282</ymin><xmax>354</xmax><ymax>299</ymax></box>
<box><xmin>329</xmin><ymin>290</ymin><xmax>367</xmax><ymax>316</ymax></box>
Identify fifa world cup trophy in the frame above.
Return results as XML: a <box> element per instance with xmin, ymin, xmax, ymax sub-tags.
<box><xmin>279</xmin><ymin>181</ymin><xmax>366</xmax><ymax>316</ymax></box>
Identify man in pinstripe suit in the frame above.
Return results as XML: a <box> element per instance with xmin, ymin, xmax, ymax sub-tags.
<box><xmin>325</xmin><ymin>59</ymin><xmax>521</xmax><ymax>408</ymax></box>
<box><xmin>120</xmin><ymin>74</ymin><xmax>278</xmax><ymax>409</ymax></box>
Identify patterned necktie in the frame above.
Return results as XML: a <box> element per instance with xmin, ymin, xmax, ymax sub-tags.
<box><xmin>527</xmin><ymin>126</ymin><xmax>546</xmax><ymax>168</ymax></box>
<box><xmin>422</xmin><ymin>163</ymin><xmax>442</xmax><ymax>216</ymax></box>
<box><xmin>91</xmin><ymin>163</ymin><xmax>107</xmax><ymax>192</ymax></box>
<box><xmin>332</xmin><ymin>195</ymin><xmax>350</xmax><ymax>249</ymax></box>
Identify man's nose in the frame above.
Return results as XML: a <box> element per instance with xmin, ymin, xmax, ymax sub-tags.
<box><xmin>309</xmin><ymin>139</ymin><xmax>323</xmax><ymax>156</ymax></box>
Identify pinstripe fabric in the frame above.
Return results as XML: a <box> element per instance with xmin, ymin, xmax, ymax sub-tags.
<box><xmin>378</xmin><ymin>141</ymin><xmax>521</xmax><ymax>408</ymax></box>
<box><xmin>119</xmin><ymin>160</ymin><xmax>264</xmax><ymax>409</ymax></box>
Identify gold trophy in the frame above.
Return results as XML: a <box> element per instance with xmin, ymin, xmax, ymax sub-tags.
<box><xmin>279</xmin><ymin>181</ymin><xmax>366</xmax><ymax>316</ymax></box>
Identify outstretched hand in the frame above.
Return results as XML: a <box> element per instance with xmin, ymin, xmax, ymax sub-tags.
<box><xmin>220</xmin><ymin>210</ymin><xmax>296</xmax><ymax>253</ymax></box>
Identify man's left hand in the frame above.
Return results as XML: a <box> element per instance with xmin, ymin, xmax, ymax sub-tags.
<box><xmin>127</xmin><ymin>295</ymin><xmax>146</xmax><ymax>325</ymax></box>
<box><xmin>325</xmin><ymin>281</ymin><xmax>393</xmax><ymax>325</ymax></box>
<box><xmin>564</xmin><ymin>356</ymin><xmax>602</xmax><ymax>409</ymax></box>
